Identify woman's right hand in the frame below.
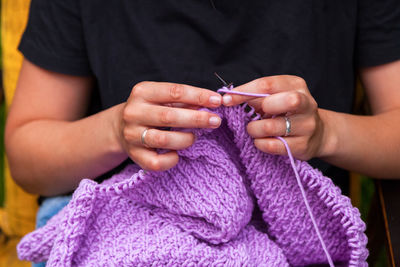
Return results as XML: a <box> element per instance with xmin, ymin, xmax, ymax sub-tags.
<box><xmin>117</xmin><ymin>81</ymin><xmax>222</xmax><ymax>171</ymax></box>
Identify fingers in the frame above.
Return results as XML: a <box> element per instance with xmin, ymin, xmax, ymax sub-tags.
<box><xmin>253</xmin><ymin>137</ymin><xmax>312</xmax><ymax>161</ymax></box>
<box><xmin>248</xmin><ymin>116</ymin><xmax>290</xmax><ymax>138</ymax></box>
<box><xmin>143</xmin><ymin>129</ymin><xmax>196</xmax><ymax>149</ymax></box>
<box><xmin>216</xmin><ymin>75</ymin><xmax>323</xmax><ymax>161</ymax></box>
<box><xmin>128</xmin><ymin>147</ymin><xmax>180</xmax><ymax>171</ymax></box>
<box><xmin>247</xmin><ymin>114</ymin><xmax>316</xmax><ymax>138</ymax></box>
<box><xmin>223</xmin><ymin>75</ymin><xmax>306</xmax><ymax>106</ymax></box>
<box><xmin>260</xmin><ymin>91</ymin><xmax>317</xmax><ymax>116</ymax></box>
<box><xmin>130</xmin><ymin>104</ymin><xmax>221</xmax><ymax>129</ymax></box>
<box><xmin>132</xmin><ymin>81</ymin><xmax>222</xmax><ymax>108</ymax></box>
<box><xmin>125</xmin><ymin>129</ymin><xmax>195</xmax><ymax>171</ymax></box>
<box><xmin>124</xmin><ymin>128</ymin><xmax>196</xmax><ymax>150</ymax></box>
<box><xmin>121</xmin><ymin>126</ymin><xmax>196</xmax><ymax>172</ymax></box>
<box><xmin>119</xmin><ymin>81</ymin><xmax>224</xmax><ymax>172</ymax></box>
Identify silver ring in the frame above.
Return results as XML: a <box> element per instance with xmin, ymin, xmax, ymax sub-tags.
<box><xmin>284</xmin><ymin>116</ymin><xmax>291</xmax><ymax>137</ymax></box>
<box><xmin>141</xmin><ymin>128</ymin><xmax>150</xmax><ymax>148</ymax></box>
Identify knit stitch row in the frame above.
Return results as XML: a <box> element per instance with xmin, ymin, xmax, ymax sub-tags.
<box><xmin>218</xmin><ymin>85</ymin><xmax>334</xmax><ymax>266</ymax></box>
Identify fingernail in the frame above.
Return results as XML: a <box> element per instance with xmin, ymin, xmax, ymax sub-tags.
<box><xmin>209</xmin><ymin>116</ymin><xmax>221</xmax><ymax>127</ymax></box>
<box><xmin>223</xmin><ymin>95</ymin><xmax>232</xmax><ymax>105</ymax></box>
<box><xmin>209</xmin><ymin>95</ymin><xmax>221</xmax><ymax>105</ymax></box>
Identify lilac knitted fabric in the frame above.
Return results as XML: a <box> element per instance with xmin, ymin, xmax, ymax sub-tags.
<box><xmin>18</xmin><ymin>105</ymin><xmax>368</xmax><ymax>266</ymax></box>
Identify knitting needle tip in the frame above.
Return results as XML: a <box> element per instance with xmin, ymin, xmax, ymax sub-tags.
<box><xmin>214</xmin><ymin>72</ymin><xmax>232</xmax><ymax>87</ymax></box>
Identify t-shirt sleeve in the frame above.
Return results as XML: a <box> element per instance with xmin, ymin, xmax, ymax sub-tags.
<box><xmin>356</xmin><ymin>0</ymin><xmax>400</xmax><ymax>67</ymax></box>
<box><xmin>18</xmin><ymin>0</ymin><xmax>92</xmax><ymax>76</ymax></box>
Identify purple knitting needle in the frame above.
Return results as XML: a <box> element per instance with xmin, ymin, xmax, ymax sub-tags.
<box><xmin>218</xmin><ymin>83</ymin><xmax>335</xmax><ymax>267</ymax></box>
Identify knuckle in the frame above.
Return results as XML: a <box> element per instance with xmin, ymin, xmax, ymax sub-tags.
<box><xmin>292</xmin><ymin>76</ymin><xmax>307</xmax><ymax>88</ymax></box>
<box><xmin>193</xmin><ymin>112</ymin><xmax>207</xmax><ymax>126</ymax></box>
<box><xmin>264</xmin><ymin>140</ymin><xmax>279</xmax><ymax>153</ymax></box>
<box><xmin>153</xmin><ymin>132</ymin><xmax>168</xmax><ymax>147</ymax></box>
<box><xmin>160</xmin><ymin>109</ymin><xmax>175</xmax><ymax>125</ymax></box>
<box><xmin>306</xmin><ymin>118</ymin><xmax>317</xmax><ymax>132</ymax></box>
<box><xmin>132</xmin><ymin>81</ymin><xmax>147</xmax><ymax>96</ymax></box>
<box><xmin>309</xmin><ymin>99</ymin><xmax>318</xmax><ymax>111</ymax></box>
<box><xmin>288</xmin><ymin>92</ymin><xmax>302</xmax><ymax>109</ymax></box>
<box><xmin>147</xmin><ymin>157</ymin><xmax>162</xmax><ymax>171</ymax></box>
<box><xmin>197</xmin><ymin>91</ymin><xmax>208</xmax><ymax>106</ymax></box>
<box><xmin>262</xmin><ymin>121</ymin><xmax>276</xmax><ymax>135</ymax></box>
<box><xmin>122</xmin><ymin>128</ymin><xmax>133</xmax><ymax>142</ymax></box>
<box><xmin>122</xmin><ymin>108</ymin><xmax>131</xmax><ymax>122</ymax></box>
<box><xmin>169</xmin><ymin>84</ymin><xmax>184</xmax><ymax>100</ymax></box>
<box><xmin>258</xmin><ymin>78</ymin><xmax>273</xmax><ymax>92</ymax></box>
<box><xmin>122</xmin><ymin>106</ymin><xmax>138</xmax><ymax>122</ymax></box>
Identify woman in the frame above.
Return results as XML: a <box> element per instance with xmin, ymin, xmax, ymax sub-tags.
<box><xmin>6</xmin><ymin>0</ymin><xmax>400</xmax><ymax>196</ymax></box>
<box><xmin>5</xmin><ymin>1</ymin><xmax>400</xmax><ymax>264</ymax></box>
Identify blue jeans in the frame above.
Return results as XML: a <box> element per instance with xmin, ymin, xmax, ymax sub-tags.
<box><xmin>32</xmin><ymin>196</ymin><xmax>71</xmax><ymax>267</ymax></box>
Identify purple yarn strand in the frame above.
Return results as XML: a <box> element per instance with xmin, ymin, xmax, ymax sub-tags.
<box><xmin>217</xmin><ymin>87</ymin><xmax>271</xmax><ymax>97</ymax></box>
<box><xmin>277</xmin><ymin>136</ymin><xmax>334</xmax><ymax>267</ymax></box>
<box><xmin>220</xmin><ymin>86</ymin><xmax>334</xmax><ymax>267</ymax></box>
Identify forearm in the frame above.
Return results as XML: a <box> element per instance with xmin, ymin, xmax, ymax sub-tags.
<box><xmin>6</xmin><ymin>104</ymin><xmax>127</xmax><ymax>196</ymax></box>
<box><xmin>319</xmin><ymin>108</ymin><xmax>400</xmax><ymax>178</ymax></box>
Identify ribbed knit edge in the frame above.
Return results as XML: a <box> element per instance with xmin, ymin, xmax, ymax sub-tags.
<box><xmin>230</xmin><ymin>103</ymin><xmax>368</xmax><ymax>266</ymax></box>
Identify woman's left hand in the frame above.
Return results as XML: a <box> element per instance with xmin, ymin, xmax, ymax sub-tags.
<box><xmin>221</xmin><ymin>75</ymin><xmax>327</xmax><ymax>160</ymax></box>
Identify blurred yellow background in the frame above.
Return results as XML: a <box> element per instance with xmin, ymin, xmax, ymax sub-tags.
<box><xmin>0</xmin><ymin>1</ymin><xmax>38</xmax><ymax>266</ymax></box>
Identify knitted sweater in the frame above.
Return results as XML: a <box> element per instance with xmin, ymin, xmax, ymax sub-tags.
<box><xmin>17</xmin><ymin>105</ymin><xmax>368</xmax><ymax>266</ymax></box>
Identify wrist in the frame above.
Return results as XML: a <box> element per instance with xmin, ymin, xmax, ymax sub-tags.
<box><xmin>108</xmin><ymin>103</ymin><xmax>127</xmax><ymax>156</ymax></box>
<box><xmin>316</xmin><ymin>108</ymin><xmax>340</xmax><ymax>159</ymax></box>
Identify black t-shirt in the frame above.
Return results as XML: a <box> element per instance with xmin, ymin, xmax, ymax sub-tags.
<box><xmin>19</xmin><ymin>0</ymin><xmax>400</xmax><ymax>190</ymax></box>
